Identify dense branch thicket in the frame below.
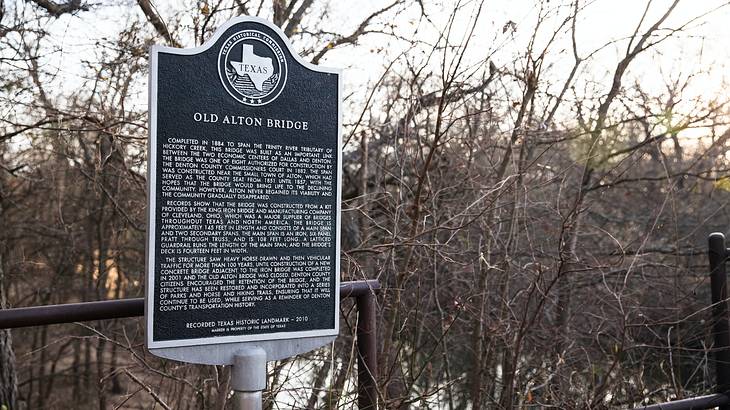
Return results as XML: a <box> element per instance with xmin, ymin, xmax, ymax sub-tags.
<box><xmin>1</xmin><ymin>0</ymin><xmax>730</xmax><ymax>408</ymax></box>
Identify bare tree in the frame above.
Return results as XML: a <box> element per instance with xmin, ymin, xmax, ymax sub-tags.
<box><xmin>1</xmin><ymin>0</ymin><xmax>730</xmax><ymax>408</ymax></box>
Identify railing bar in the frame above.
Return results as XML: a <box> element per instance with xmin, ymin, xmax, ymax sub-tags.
<box><xmin>632</xmin><ymin>393</ymin><xmax>730</xmax><ymax>410</ymax></box>
<box><xmin>0</xmin><ymin>279</ymin><xmax>380</xmax><ymax>329</ymax></box>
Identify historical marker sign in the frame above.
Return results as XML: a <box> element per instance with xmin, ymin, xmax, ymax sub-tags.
<box><xmin>145</xmin><ymin>17</ymin><xmax>341</xmax><ymax>353</ymax></box>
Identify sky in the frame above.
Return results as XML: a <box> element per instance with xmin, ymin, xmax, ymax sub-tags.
<box><xmin>5</xmin><ymin>0</ymin><xmax>730</xmax><ymax>143</ymax></box>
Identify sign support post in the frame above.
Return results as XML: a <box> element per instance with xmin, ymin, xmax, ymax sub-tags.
<box><xmin>231</xmin><ymin>346</ymin><xmax>267</xmax><ymax>410</ymax></box>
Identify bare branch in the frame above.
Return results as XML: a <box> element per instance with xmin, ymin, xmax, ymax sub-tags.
<box><xmin>136</xmin><ymin>0</ymin><xmax>180</xmax><ymax>47</ymax></box>
<box><xmin>26</xmin><ymin>0</ymin><xmax>89</xmax><ymax>17</ymax></box>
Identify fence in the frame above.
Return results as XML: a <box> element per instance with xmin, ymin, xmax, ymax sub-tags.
<box><xmin>2</xmin><ymin>232</ymin><xmax>730</xmax><ymax>409</ymax></box>
<box><xmin>0</xmin><ymin>279</ymin><xmax>380</xmax><ymax>409</ymax></box>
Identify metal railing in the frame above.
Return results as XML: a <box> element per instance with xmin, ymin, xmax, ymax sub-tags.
<box><xmin>3</xmin><ymin>232</ymin><xmax>730</xmax><ymax>409</ymax></box>
<box><xmin>0</xmin><ymin>279</ymin><xmax>380</xmax><ymax>410</ymax></box>
<box><xmin>633</xmin><ymin>233</ymin><xmax>730</xmax><ymax>410</ymax></box>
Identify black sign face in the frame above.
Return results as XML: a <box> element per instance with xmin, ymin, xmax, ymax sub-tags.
<box><xmin>145</xmin><ymin>17</ymin><xmax>341</xmax><ymax>349</ymax></box>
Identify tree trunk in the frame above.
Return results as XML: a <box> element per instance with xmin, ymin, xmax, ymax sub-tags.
<box><xmin>0</xmin><ymin>328</ymin><xmax>17</xmax><ymax>409</ymax></box>
<box><xmin>0</xmin><ymin>188</ymin><xmax>18</xmax><ymax>409</ymax></box>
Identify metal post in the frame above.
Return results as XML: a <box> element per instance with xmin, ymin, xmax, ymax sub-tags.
<box><xmin>710</xmin><ymin>232</ymin><xmax>730</xmax><ymax>408</ymax></box>
<box><xmin>357</xmin><ymin>289</ymin><xmax>378</xmax><ymax>409</ymax></box>
<box><xmin>231</xmin><ymin>346</ymin><xmax>267</xmax><ymax>410</ymax></box>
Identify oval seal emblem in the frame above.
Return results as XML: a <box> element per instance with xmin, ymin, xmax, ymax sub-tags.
<box><xmin>218</xmin><ymin>30</ymin><xmax>287</xmax><ymax>106</ymax></box>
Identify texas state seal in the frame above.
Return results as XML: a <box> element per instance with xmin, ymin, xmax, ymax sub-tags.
<box><xmin>218</xmin><ymin>30</ymin><xmax>287</xmax><ymax>106</ymax></box>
